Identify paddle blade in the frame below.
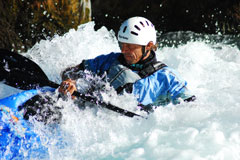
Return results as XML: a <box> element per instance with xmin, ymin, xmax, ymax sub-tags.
<box><xmin>0</xmin><ymin>49</ymin><xmax>50</xmax><ymax>90</ymax></box>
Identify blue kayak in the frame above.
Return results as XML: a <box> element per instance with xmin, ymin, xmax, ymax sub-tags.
<box><xmin>0</xmin><ymin>88</ymin><xmax>55</xmax><ymax>159</ymax></box>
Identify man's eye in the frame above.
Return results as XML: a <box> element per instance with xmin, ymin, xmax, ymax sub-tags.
<box><xmin>129</xmin><ymin>46</ymin><xmax>137</xmax><ymax>50</ymax></box>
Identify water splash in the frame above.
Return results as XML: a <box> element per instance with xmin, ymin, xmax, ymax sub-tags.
<box><xmin>1</xmin><ymin>22</ymin><xmax>240</xmax><ymax>159</ymax></box>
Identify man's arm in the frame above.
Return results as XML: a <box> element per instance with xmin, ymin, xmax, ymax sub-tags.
<box><xmin>59</xmin><ymin>61</ymin><xmax>85</xmax><ymax>98</ymax></box>
<box><xmin>61</xmin><ymin>61</ymin><xmax>85</xmax><ymax>80</ymax></box>
<box><xmin>59</xmin><ymin>52</ymin><xmax>120</xmax><ymax>97</ymax></box>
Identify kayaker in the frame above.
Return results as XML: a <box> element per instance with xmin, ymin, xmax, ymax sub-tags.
<box><xmin>59</xmin><ymin>17</ymin><xmax>196</xmax><ymax>109</ymax></box>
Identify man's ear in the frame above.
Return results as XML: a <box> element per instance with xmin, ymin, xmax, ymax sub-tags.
<box><xmin>146</xmin><ymin>41</ymin><xmax>154</xmax><ymax>50</ymax></box>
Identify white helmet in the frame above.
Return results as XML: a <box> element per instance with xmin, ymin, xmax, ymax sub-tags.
<box><xmin>118</xmin><ymin>17</ymin><xmax>156</xmax><ymax>46</ymax></box>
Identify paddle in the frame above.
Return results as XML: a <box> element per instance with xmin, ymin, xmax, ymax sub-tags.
<box><xmin>0</xmin><ymin>49</ymin><xmax>142</xmax><ymax>118</ymax></box>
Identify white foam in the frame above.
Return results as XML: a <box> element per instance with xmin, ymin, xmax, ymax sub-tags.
<box><xmin>1</xmin><ymin>22</ymin><xmax>240</xmax><ymax>160</ymax></box>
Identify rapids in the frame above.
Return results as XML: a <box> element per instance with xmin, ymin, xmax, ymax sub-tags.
<box><xmin>1</xmin><ymin>22</ymin><xmax>240</xmax><ymax>160</ymax></box>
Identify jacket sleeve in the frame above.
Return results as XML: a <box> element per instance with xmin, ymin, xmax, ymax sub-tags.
<box><xmin>132</xmin><ymin>67</ymin><xmax>188</xmax><ymax>106</ymax></box>
<box><xmin>61</xmin><ymin>52</ymin><xmax>120</xmax><ymax>80</ymax></box>
<box><xmin>83</xmin><ymin>52</ymin><xmax>121</xmax><ymax>75</ymax></box>
<box><xmin>61</xmin><ymin>62</ymin><xmax>85</xmax><ymax>80</ymax></box>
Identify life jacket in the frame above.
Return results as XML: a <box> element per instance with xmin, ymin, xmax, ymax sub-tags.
<box><xmin>106</xmin><ymin>52</ymin><xmax>167</xmax><ymax>94</ymax></box>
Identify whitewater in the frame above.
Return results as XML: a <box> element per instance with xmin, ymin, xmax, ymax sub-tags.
<box><xmin>1</xmin><ymin>22</ymin><xmax>240</xmax><ymax>160</ymax></box>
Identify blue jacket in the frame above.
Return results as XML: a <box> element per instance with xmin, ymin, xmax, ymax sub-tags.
<box><xmin>82</xmin><ymin>52</ymin><xmax>193</xmax><ymax>106</ymax></box>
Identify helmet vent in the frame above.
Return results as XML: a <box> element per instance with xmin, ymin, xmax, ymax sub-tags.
<box><xmin>131</xmin><ymin>31</ymin><xmax>138</xmax><ymax>36</ymax></box>
<box><xmin>146</xmin><ymin>21</ymin><xmax>149</xmax><ymax>26</ymax></box>
<box><xmin>134</xmin><ymin>25</ymin><xmax>141</xmax><ymax>31</ymax></box>
<box><xmin>140</xmin><ymin>21</ymin><xmax>145</xmax><ymax>27</ymax></box>
<box><xmin>123</xmin><ymin>26</ymin><xmax>127</xmax><ymax>33</ymax></box>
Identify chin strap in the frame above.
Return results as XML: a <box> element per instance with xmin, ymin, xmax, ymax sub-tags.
<box><xmin>140</xmin><ymin>46</ymin><xmax>149</xmax><ymax>62</ymax></box>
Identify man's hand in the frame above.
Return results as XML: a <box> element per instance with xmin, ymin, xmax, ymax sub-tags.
<box><xmin>59</xmin><ymin>79</ymin><xmax>77</xmax><ymax>99</ymax></box>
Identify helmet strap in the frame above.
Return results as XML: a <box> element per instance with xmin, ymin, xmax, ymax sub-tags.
<box><xmin>140</xmin><ymin>46</ymin><xmax>149</xmax><ymax>62</ymax></box>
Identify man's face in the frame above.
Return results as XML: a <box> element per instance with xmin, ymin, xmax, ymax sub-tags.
<box><xmin>120</xmin><ymin>43</ymin><xmax>143</xmax><ymax>64</ymax></box>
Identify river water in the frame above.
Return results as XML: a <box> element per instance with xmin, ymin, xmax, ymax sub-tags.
<box><xmin>1</xmin><ymin>22</ymin><xmax>240</xmax><ymax>160</ymax></box>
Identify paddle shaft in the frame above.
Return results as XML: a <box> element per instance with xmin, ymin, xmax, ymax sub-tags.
<box><xmin>37</xmin><ymin>78</ymin><xmax>142</xmax><ymax>118</ymax></box>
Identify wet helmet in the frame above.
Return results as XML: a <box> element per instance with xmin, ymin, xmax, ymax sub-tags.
<box><xmin>118</xmin><ymin>17</ymin><xmax>156</xmax><ymax>46</ymax></box>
